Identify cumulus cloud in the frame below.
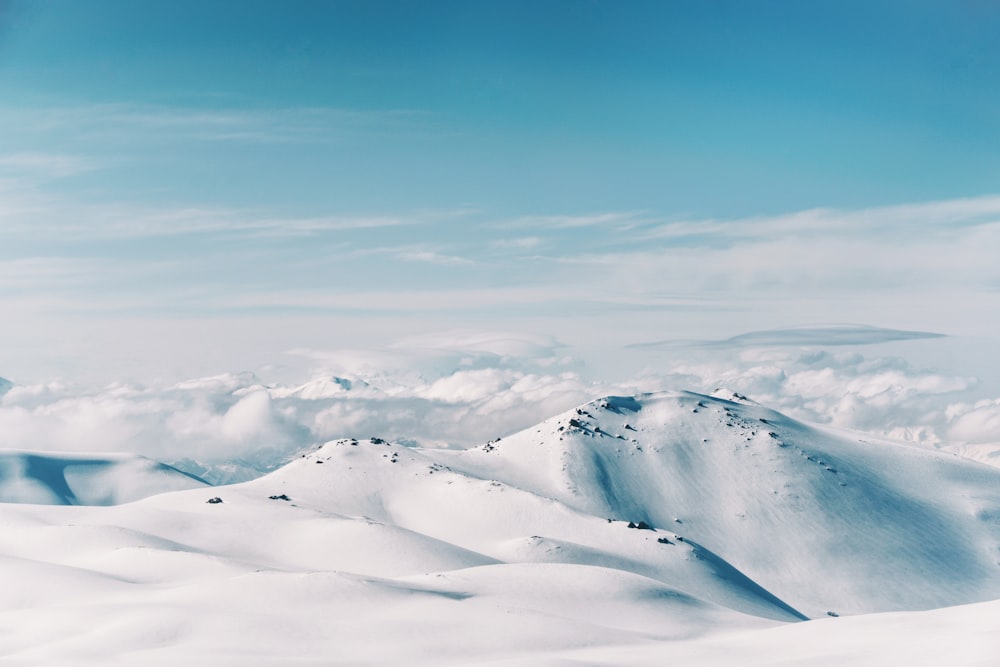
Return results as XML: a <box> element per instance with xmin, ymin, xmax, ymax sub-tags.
<box><xmin>0</xmin><ymin>332</ymin><xmax>613</xmax><ymax>481</ymax></box>
<box><xmin>946</xmin><ymin>399</ymin><xmax>1000</xmax><ymax>444</ymax></box>
<box><xmin>653</xmin><ymin>346</ymin><xmax>981</xmax><ymax>447</ymax></box>
<box><xmin>3</xmin><ymin>327</ymin><xmax>1000</xmax><ymax>483</ymax></box>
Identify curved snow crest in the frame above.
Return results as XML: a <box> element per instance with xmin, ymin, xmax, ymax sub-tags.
<box><xmin>0</xmin><ymin>450</ymin><xmax>209</xmax><ymax>505</ymax></box>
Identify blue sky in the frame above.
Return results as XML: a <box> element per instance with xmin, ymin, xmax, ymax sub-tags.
<box><xmin>4</xmin><ymin>0</ymin><xmax>1000</xmax><ymax>214</ymax></box>
<box><xmin>0</xmin><ymin>0</ymin><xmax>999</xmax><ymax>384</ymax></box>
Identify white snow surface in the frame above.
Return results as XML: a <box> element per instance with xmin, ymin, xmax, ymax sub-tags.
<box><xmin>1</xmin><ymin>390</ymin><xmax>998</xmax><ymax>665</ymax></box>
<box><xmin>0</xmin><ymin>450</ymin><xmax>208</xmax><ymax>505</ymax></box>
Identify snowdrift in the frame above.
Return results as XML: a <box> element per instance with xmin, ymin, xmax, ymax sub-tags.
<box><xmin>0</xmin><ymin>450</ymin><xmax>209</xmax><ymax>505</ymax></box>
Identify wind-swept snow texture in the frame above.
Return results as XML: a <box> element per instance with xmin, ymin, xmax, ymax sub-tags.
<box><xmin>0</xmin><ymin>390</ymin><xmax>998</xmax><ymax>665</ymax></box>
<box><xmin>436</xmin><ymin>391</ymin><xmax>1000</xmax><ymax>617</ymax></box>
<box><xmin>0</xmin><ymin>451</ymin><xmax>208</xmax><ymax>505</ymax></box>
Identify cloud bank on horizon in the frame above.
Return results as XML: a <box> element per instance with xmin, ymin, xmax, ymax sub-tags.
<box><xmin>1</xmin><ymin>327</ymin><xmax>997</xmax><ymax>481</ymax></box>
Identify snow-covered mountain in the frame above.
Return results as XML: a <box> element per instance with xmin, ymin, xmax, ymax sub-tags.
<box><xmin>431</xmin><ymin>390</ymin><xmax>1000</xmax><ymax>617</ymax></box>
<box><xmin>0</xmin><ymin>390</ymin><xmax>998</xmax><ymax>665</ymax></box>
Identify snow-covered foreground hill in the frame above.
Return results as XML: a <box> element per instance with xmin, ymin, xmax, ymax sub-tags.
<box><xmin>1</xmin><ymin>390</ymin><xmax>998</xmax><ymax>665</ymax></box>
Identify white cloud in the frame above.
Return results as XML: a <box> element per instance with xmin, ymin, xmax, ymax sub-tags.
<box><xmin>491</xmin><ymin>236</ymin><xmax>542</xmax><ymax>250</ymax></box>
<box><xmin>0</xmin><ymin>332</ymin><xmax>599</xmax><ymax>476</ymax></box>
<box><xmin>640</xmin><ymin>195</ymin><xmax>1000</xmax><ymax>244</ymax></box>
<box><xmin>0</xmin><ymin>195</ymin><xmax>417</xmax><ymax>241</ymax></box>
<box><xmin>0</xmin><ymin>257</ymin><xmax>103</xmax><ymax>290</ymax></box>
<box><xmin>3</xmin><ymin>327</ymin><xmax>1000</xmax><ymax>480</ymax></box>
<box><xmin>504</xmin><ymin>211</ymin><xmax>649</xmax><ymax>229</ymax></box>
<box><xmin>653</xmin><ymin>347</ymin><xmax>981</xmax><ymax>447</ymax></box>
<box><xmin>946</xmin><ymin>399</ymin><xmax>1000</xmax><ymax>444</ymax></box>
<box><xmin>349</xmin><ymin>245</ymin><xmax>474</xmax><ymax>265</ymax></box>
<box><xmin>2</xmin><ymin>191</ymin><xmax>1000</xmax><ymax>471</ymax></box>
<box><xmin>0</xmin><ymin>152</ymin><xmax>94</xmax><ymax>178</ymax></box>
<box><xmin>632</xmin><ymin>325</ymin><xmax>946</xmax><ymax>349</ymax></box>
<box><xmin>0</xmin><ymin>103</ymin><xmax>432</xmax><ymax>145</ymax></box>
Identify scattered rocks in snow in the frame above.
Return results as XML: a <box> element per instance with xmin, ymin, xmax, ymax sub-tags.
<box><xmin>626</xmin><ymin>521</ymin><xmax>652</xmax><ymax>530</ymax></box>
<box><xmin>268</xmin><ymin>494</ymin><xmax>291</xmax><ymax>501</ymax></box>
<box><xmin>827</xmin><ymin>611</ymin><xmax>840</xmax><ymax>617</ymax></box>
<box><xmin>601</xmin><ymin>395</ymin><xmax>642</xmax><ymax>414</ymax></box>
<box><xmin>206</xmin><ymin>497</ymin><xmax>223</xmax><ymax>504</ymax></box>
<box><xmin>657</xmin><ymin>537</ymin><xmax>673</xmax><ymax>545</ymax></box>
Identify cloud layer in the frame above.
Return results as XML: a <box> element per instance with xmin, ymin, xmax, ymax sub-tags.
<box><xmin>2</xmin><ymin>329</ymin><xmax>998</xmax><ymax>482</ymax></box>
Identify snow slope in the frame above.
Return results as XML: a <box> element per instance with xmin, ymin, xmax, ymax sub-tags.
<box><xmin>0</xmin><ymin>390</ymin><xmax>998</xmax><ymax>665</ymax></box>
<box><xmin>0</xmin><ymin>450</ymin><xmax>209</xmax><ymax>505</ymax></box>
<box><xmin>435</xmin><ymin>390</ymin><xmax>1000</xmax><ymax>617</ymax></box>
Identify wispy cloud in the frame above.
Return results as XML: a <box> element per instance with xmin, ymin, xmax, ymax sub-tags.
<box><xmin>640</xmin><ymin>195</ymin><xmax>1000</xmax><ymax>246</ymax></box>
<box><xmin>225</xmin><ymin>286</ymin><xmax>586</xmax><ymax>312</ymax></box>
<box><xmin>629</xmin><ymin>325</ymin><xmax>947</xmax><ymax>350</ymax></box>
<box><xmin>0</xmin><ymin>257</ymin><xmax>103</xmax><ymax>290</ymax></box>
<box><xmin>351</xmin><ymin>245</ymin><xmax>474</xmax><ymax>266</ymax></box>
<box><xmin>533</xmin><ymin>196</ymin><xmax>1000</xmax><ymax>303</ymax></box>
<box><xmin>0</xmin><ymin>193</ymin><xmax>424</xmax><ymax>240</ymax></box>
<box><xmin>503</xmin><ymin>211</ymin><xmax>650</xmax><ymax>230</ymax></box>
<box><xmin>0</xmin><ymin>103</ymin><xmax>434</xmax><ymax>145</ymax></box>
<box><xmin>2</xmin><ymin>193</ymin><xmax>998</xmax><ymax>377</ymax></box>
<box><xmin>0</xmin><ymin>152</ymin><xmax>95</xmax><ymax>178</ymax></box>
<box><xmin>490</xmin><ymin>236</ymin><xmax>542</xmax><ymax>250</ymax></box>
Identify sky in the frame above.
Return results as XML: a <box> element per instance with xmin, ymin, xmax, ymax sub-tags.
<box><xmin>1</xmin><ymin>1</ymin><xmax>999</xmax><ymax>467</ymax></box>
